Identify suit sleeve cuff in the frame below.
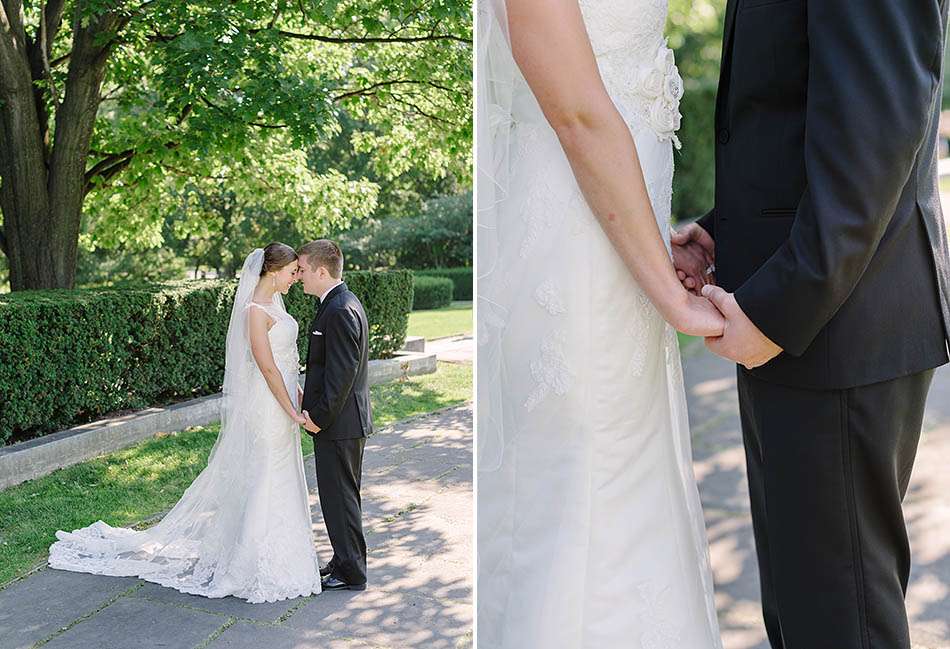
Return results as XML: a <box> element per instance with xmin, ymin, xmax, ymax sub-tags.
<box><xmin>695</xmin><ymin>208</ymin><xmax>716</xmax><ymax>241</ymax></box>
<box><xmin>733</xmin><ymin>279</ymin><xmax>813</xmax><ymax>358</ymax></box>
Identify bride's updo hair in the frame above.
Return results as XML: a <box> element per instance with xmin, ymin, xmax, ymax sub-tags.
<box><xmin>260</xmin><ymin>242</ymin><xmax>298</xmax><ymax>276</ymax></box>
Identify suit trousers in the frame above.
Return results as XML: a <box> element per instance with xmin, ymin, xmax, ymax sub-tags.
<box><xmin>737</xmin><ymin>366</ymin><xmax>935</xmax><ymax>649</ymax></box>
<box><xmin>313</xmin><ymin>435</ymin><xmax>367</xmax><ymax>585</ymax></box>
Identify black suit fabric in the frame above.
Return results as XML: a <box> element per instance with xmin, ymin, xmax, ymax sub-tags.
<box><xmin>737</xmin><ymin>367</ymin><xmax>934</xmax><ymax>649</ymax></box>
<box><xmin>302</xmin><ymin>282</ymin><xmax>371</xmax><ymax>585</ymax></box>
<box><xmin>698</xmin><ymin>1</ymin><xmax>950</xmax><ymax>647</ymax></box>
<box><xmin>698</xmin><ymin>0</ymin><xmax>950</xmax><ymax>389</ymax></box>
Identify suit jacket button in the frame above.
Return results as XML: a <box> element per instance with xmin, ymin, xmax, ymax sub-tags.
<box><xmin>718</xmin><ymin>128</ymin><xmax>730</xmax><ymax>145</ymax></box>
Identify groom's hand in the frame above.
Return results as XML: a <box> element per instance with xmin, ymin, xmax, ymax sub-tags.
<box><xmin>701</xmin><ymin>285</ymin><xmax>782</xmax><ymax>369</ymax></box>
<box><xmin>301</xmin><ymin>410</ymin><xmax>321</xmax><ymax>434</ymax></box>
<box><xmin>671</xmin><ymin>223</ymin><xmax>715</xmax><ymax>295</ymax></box>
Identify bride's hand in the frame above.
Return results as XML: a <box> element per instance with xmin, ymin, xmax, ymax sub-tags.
<box><xmin>670</xmin><ymin>291</ymin><xmax>725</xmax><ymax>338</ymax></box>
<box><xmin>291</xmin><ymin>412</ymin><xmax>307</xmax><ymax>426</ymax></box>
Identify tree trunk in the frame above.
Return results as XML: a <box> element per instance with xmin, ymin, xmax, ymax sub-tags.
<box><xmin>0</xmin><ymin>1</ymin><xmax>121</xmax><ymax>290</ymax></box>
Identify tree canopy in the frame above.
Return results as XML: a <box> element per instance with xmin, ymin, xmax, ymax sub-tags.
<box><xmin>0</xmin><ymin>0</ymin><xmax>472</xmax><ymax>289</ymax></box>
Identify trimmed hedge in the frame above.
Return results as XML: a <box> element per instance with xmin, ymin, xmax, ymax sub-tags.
<box><xmin>412</xmin><ymin>276</ymin><xmax>454</xmax><ymax>310</ymax></box>
<box><xmin>671</xmin><ymin>82</ymin><xmax>717</xmax><ymax>222</ymax></box>
<box><xmin>414</xmin><ymin>267</ymin><xmax>472</xmax><ymax>301</ymax></box>
<box><xmin>0</xmin><ymin>270</ymin><xmax>412</xmax><ymax>445</ymax></box>
<box><xmin>283</xmin><ymin>270</ymin><xmax>414</xmax><ymax>362</ymax></box>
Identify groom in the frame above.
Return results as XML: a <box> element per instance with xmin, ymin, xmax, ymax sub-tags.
<box><xmin>297</xmin><ymin>239</ymin><xmax>372</xmax><ymax>591</ymax></box>
<box><xmin>673</xmin><ymin>2</ymin><xmax>950</xmax><ymax>648</ymax></box>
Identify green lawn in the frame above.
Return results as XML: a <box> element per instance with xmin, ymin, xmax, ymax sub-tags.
<box><xmin>408</xmin><ymin>301</ymin><xmax>472</xmax><ymax>340</ymax></box>
<box><xmin>0</xmin><ymin>361</ymin><xmax>472</xmax><ymax>588</ymax></box>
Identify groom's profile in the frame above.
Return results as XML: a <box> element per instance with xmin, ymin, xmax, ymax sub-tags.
<box><xmin>297</xmin><ymin>239</ymin><xmax>372</xmax><ymax>591</ymax></box>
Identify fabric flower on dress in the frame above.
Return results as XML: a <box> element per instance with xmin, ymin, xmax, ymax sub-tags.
<box><xmin>639</xmin><ymin>41</ymin><xmax>684</xmax><ymax>149</ymax></box>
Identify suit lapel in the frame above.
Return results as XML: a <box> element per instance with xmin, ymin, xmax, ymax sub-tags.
<box><xmin>722</xmin><ymin>0</ymin><xmax>739</xmax><ymax>58</ymax></box>
<box><xmin>714</xmin><ymin>0</ymin><xmax>740</xmax><ymax>124</ymax></box>
<box><xmin>312</xmin><ymin>282</ymin><xmax>347</xmax><ymax>330</ymax></box>
<box><xmin>307</xmin><ymin>282</ymin><xmax>348</xmax><ymax>366</ymax></box>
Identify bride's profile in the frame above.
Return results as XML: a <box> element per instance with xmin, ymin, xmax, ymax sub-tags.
<box><xmin>48</xmin><ymin>243</ymin><xmax>323</xmax><ymax>603</ymax></box>
<box><xmin>477</xmin><ymin>0</ymin><xmax>723</xmax><ymax>646</ymax></box>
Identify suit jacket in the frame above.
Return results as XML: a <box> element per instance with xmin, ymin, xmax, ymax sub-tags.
<box><xmin>697</xmin><ymin>0</ymin><xmax>950</xmax><ymax>389</ymax></box>
<box><xmin>302</xmin><ymin>282</ymin><xmax>373</xmax><ymax>440</ymax></box>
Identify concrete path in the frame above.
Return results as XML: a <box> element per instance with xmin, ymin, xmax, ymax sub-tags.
<box><xmin>683</xmin><ymin>342</ymin><xmax>950</xmax><ymax>649</ymax></box>
<box><xmin>0</xmin><ymin>405</ymin><xmax>474</xmax><ymax>649</ymax></box>
<box><xmin>426</xmin><ymin>335</ymin><xmax>473</xmax><ymax>364</ymax></box>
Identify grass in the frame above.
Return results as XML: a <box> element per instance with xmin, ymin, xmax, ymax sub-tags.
<box><xmin>367</xmin><ymin>361</ymin><xmax>471</xmax><ymax>428</ymax></box>
<box><xmin>407</xmin><ymin>301</ymin><xmax>472</xmax><ymax>340</ymax></box>
<box><xmin>0</xmin><ymin>361</ymin><xmax>472</xmax><ymax>588</ymax></box>
<box><xmin>678</xmin><ymin>331</ymin><xmax>701</xmax><ymax>351</ymax></box>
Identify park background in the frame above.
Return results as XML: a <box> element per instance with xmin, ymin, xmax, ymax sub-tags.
<box><xmin>3</xmin><ymin>1</ymin><xmax>950</xmax><ymax>648</ymax></box>
<box><xmin>0</xmin><ymin>1</ymin><xmax>473</xmax><ymax>648</ymax></box>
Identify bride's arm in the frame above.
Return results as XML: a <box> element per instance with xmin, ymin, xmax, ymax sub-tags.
<box><xmin>506</xmin><ymin>0</ymin><xmax>723</xmax><ymax>337</ymax></box>
<box><xmin>248</xmin><ymin>308</ymin><xmax>307</xmax><ymax>425</ymax></box>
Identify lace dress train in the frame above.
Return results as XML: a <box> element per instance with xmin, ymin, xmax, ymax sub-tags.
<box><xmin>48</xmin><ymin>298</ymin><xmax>322</xmax><ymax>604</ymax></box>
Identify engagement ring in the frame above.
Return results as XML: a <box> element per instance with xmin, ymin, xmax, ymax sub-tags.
<box><xmin>704</xmin><ymin>264</ymin><xmax>716</xmax><ymax>276</ymax></box>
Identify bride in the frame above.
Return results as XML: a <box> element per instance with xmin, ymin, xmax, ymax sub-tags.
<box><xmin>48</xmin><ymin>243</ymin><xmax>323</xmax><ymax>603</ymax></box>
<box><xmin>477</xmin><ymin>0</ymin><xmax>724</xmax><ymax>646</ymax></box>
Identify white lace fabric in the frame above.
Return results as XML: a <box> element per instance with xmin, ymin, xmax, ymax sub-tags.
<box><xmin>579</xmin><ymin>0</ymin><xmax>684</xmax><ymax>147</ymax></box>
<box><xmin>48</xmin><ymin>253</ymin><xmax>322</xmax><ymax>604</ymax></box>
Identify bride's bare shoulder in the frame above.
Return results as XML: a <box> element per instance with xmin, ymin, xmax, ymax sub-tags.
<box><xmin>246</xmin><ymin>302</ymin><xmax>277</xmax><ymax>330</ymax></box>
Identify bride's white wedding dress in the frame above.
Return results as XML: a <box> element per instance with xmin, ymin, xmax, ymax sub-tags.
<box><xmin>477</xmin><ymin>0</ymin><xmax>722</xmax><ymax>647</ymax></box>
<box><xmin>48</xmin><ymin>250</ymin><xmax>322</xmax><ymax>603</ymax></box>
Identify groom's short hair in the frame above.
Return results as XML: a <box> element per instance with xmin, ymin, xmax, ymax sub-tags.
<box><xmin>298</xmin><ymin>240</ymin><xmax>344</xmax><ymax>278</ymax></box>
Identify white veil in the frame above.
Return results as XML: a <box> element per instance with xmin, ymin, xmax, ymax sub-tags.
<box><xmin>476</xmin><ymin>0</ymin><xmax>521</xmax><ymax>473</ymax></box>
<box><xmin>213</xmin><ymin>247</ymin><xmax>286</xmax><ymax>463</ymax></box>
<box><xmin>48</xmin><ymin>249</ymin><xmax>292</xmax><ymax>597</ymax></box>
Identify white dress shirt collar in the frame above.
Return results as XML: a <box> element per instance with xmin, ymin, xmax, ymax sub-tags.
<box><xmin>319</xmin><ymin>280</ymin><xmax>343</xmax><ymax>304</ymax></box>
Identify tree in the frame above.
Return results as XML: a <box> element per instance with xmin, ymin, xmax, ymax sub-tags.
<box><xmin>338</xmin><ymin>191</ymin><xmax>471</xmax><ymax>269</ymax></box>
<box><xmin>0</xmin><ymin>0</ymin><xmax>471</xmax><ymax>290</ymax></box>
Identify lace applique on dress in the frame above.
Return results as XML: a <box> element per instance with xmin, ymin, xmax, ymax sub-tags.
<box><xmin>577</xmin><ymin>0</ymin><xmax>683</xmax><ymax>148</ymax></box>
<box><xmin>663</xmin><ymin>324</ymin><xmax>685</xmax><ymax>388</ymax></box>
<box><xmin>634</xmin><ymin>581</ymin><xmax>684</xmax><ymax>649</ymax></box>
<box><xmin>513</xmin><ymin>122</ymin><xmax>542</xmax><ymax>167</ymax></box>
<box><xmin>534</xmin><ymin>280</ymin><xmax>567</xmax><ymax>316</ymax></box>
<box><xmin>524</xmin><ymin>329</ymin><xmax>574</xmax><ymax>412</ymax></box>
<box><xmin>519</xmin><ymin>171</ymin><xmax>561</xmax><ymax>259</ymax></box>
<box><xmin>625</xmin><ymin>289</ymin><xmax>659</xmax><ymax>376</ymax></box>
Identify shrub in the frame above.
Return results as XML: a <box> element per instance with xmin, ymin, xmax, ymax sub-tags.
<box><xmin>338</xmin><ymin>192</ymin><xmax>472</xmax><ymax>270</ymax></box>
<box><xmin>283</xmin><ymin>269</ymin><xmax>414</xmax><ymax>362</ymax></box>
<box><xmin>414</xmin><ymin>267</ymin><xmax>472</xmax><ymax>301</ymax></box>
<box><xmin>412</xmin><ymin>276</ymin><xmax>454</xmax><ymax>310</ymax></box>
<box><xmin>0</xmin><ymin>270</ymin><xmax>412</xmax><ymax>445</ymax></box>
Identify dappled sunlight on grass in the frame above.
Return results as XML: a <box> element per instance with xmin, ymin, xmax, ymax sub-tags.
<box><xmin>0</xmin><ymin>361</ymin><xmax>472</xmax><ymax>587</ymax></box>
<box><xmin>370</xmin><ymin>362</ymin><xmax>472</xmax><ymax>427</ymax></box>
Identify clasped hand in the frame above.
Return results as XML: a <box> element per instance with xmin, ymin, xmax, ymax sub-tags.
<box><xmin>672</xmin><ymin>223</ymin><xmax>782</xmax><ymax>370</ymax></box>
<box><xmin>294</xmin><ymin>384</ymin><xmax>321</xmax><ymax>433</ymax></box>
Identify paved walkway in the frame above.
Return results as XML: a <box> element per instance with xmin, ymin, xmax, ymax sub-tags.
<box><xmin>683</xmin><ymin>342</ymin><xmax>950</xmax><ymax>649</ymax></box>
<box><xmin>426</xmin><ymin>335</ymin><xmax>473</xmax><ymax>364</ymax></box>
<box><xmin>0</xmin><ymin>405</ymin><xmax>473</xmax><ymax>649</ymax></box>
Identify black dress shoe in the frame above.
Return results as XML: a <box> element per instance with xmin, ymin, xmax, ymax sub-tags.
<box><xmin>321</xmin><ymin>575</ymin><xmax>366</xmax><ymax>591</ymax></box>
<box><xmin>319</xmin><ymin>563</ymin><xmax>334</xmax><ymax>578</ymax></box>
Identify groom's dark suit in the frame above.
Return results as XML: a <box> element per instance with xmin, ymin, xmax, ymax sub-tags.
<box><xmin>302</xmin><ymin>281</ymin><xmax>372</xmax><ymax>586</ymax></box>
<box><xmin>697</xmin><ymin>1</ymin><xmax>950</xmax><ymax>647</ymax></box>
